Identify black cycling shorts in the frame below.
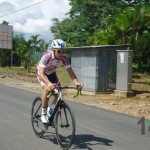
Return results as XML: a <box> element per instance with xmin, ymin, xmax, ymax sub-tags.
<box><xmin>46</xmin><ymin>72</ymin><xmax>60</xmax><ymax>86</ymax></box>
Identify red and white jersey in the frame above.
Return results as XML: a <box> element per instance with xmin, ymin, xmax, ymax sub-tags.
<box><xmin>36</xmin><ymin>50</ymin><xmax>71</xmax><ymax>75</ymax></box>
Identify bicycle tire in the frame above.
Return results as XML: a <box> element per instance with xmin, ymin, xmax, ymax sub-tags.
<box><xmin>55</xmin><ymin>103</ymin><xmax>76</xmax><ymax>150</ymax></box>
<box><xmin>31</xmin><ymin>97</ymin><xmax>44</xmax><ymax>137</ymax></box>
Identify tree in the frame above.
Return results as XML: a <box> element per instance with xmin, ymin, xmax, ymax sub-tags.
<box><xmin>24</xmin><ymin>35</ymin><xmax>45</xmax><ymax>73</ymax></box>
<box><xmin>13</xmin><ymin>34</ymin><xmax>47</xmax><ymax>73</ymax></box>
<box><xmin>92</xmin><ymin>2</ymin><xmax>150</xmax><ymax>71</ymax></box>
<box><xmin>51</xmin><ymin>0</ymin><xmax>128</xmax><ymax>46</ymax></box>
<box><xmin>50</xmin><ymin>0</ymin><xmax>150</xmax><ymax>72</ymax></box>
<box><xmin>2</xmin><ymin>20</ymin><xmax>9</xmax><ymax>25</ymax></box>
<box><xmin>91</xmin><ymin>10</ymin><xmax>130</xmax><ymax>45</ymax></box>
<box><xmin>13</xmin><ymin>34</ymin><xmax>26</xmax><ymax>66</ymax></box>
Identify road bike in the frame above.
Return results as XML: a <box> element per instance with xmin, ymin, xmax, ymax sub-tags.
<box><xmin>31</xmin><ymin>86</ymin><xmax>80</xmax><ymax>150</ymax></box>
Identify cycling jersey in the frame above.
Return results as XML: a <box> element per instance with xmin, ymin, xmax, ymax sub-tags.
<box><xmin>36</xmin><ymin>50</ymin><xmax>71</xmax><ymax>86</ymax></box>
<box><xmin>37</xmin><ymin>50</ymin><xmax>71</xmax><ymax>75</ymax></box>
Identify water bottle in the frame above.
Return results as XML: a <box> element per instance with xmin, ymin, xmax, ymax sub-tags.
<box><xmin>47</xmin><ymin>107</ymin><xmax>52</xmax><ymax>119</ymax></box>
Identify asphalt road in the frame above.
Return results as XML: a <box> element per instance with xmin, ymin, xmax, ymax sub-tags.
<box><xmin>0</xmin><ymin>84</ymin><xmax>150</xmax><ymax>150</ymax></box>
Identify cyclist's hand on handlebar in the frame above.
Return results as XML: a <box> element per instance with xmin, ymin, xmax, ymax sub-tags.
<box><xmin>47</xmin><ymin>82</ymin><xmax>55</xmax><ymax>91</ymax></box>
<box><xmin>74</xmin><ymin>82</ymin><xmax>83</xmax><ymax>91</ymax></box>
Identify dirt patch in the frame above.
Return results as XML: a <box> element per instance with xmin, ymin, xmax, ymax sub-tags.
<box><xmin>0</xmin><ymin>69</ymin><xmax>150</xmax><ymax>120</ymax></box>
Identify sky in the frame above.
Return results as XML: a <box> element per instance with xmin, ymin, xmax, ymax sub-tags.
<box><xmin>0</xmin><ymin>0</ymin><xmax>71</xmax><ymax>42</ymax></box>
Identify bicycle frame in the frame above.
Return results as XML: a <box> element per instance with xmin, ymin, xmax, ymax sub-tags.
<box><xmin>48</xmin><ymin>90</ymin><xmax>64</xmax><ymax>123</ymax></box>
<box><xmin>47</xmin><ymin>86</ymin><xmax>79</xmax><ymax>125</ymax></box>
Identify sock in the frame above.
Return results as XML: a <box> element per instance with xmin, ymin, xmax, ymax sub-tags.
<box><xmin>42</xmin><ymin>107</ymin><xmax>47</xmax><ymax>115</ymax></box>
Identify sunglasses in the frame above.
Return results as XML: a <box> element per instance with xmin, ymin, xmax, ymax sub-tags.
<box><xmin>54</xmin><ymin>49</ymin><xmax>65</xmax><ymax>54</ymax></box>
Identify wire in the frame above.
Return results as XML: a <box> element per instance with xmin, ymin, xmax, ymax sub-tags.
<box><xmin>0</xmin><ymin>0</ymin><xmax>48</xmax><ymax>18</ymax></box>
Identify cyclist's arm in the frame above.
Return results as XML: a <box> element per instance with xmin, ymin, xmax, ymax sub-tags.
<box><xmin>62</xmin><ymin>55</ymin><xmax>82</xmax><ymax>88</ymax></box>
<box><xmin>38</xmin><ymin>67</ymin><xmax>54</xmax><ymax>89</ymax></box>
<box><xmin>67</xmin><ymin>67</ymin><xmax>82</xmax><ymax>90</ymax></box>
<box><xmin>66</xmin><ymin>67</ymin><xmax>78</xmax><ymax>84</ymax></box>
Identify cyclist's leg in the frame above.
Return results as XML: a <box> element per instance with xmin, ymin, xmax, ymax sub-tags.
<box><xmin>52</xmin><ymin>95</ymin><xmax>58</xmax><ymax>107</ymax></box>
<box><xmin>41</xmin><ymin>86</ymin><xmax>50</xmax><ymax>110</ymax></box>
<box><xmin>37</xmin><ymin>72</ymin><xmax>60</xmax><ymax>123</ymax></box>
<box><xmin>37</xmin><ymin>74</ymin><xmax>51</xmax><ymax>123</ymax></box>
<box><xmin>40</xmin><ymin>86</ymin><xmax>51</xmax><ymax>123</ymax></box>
<box><xmin>46</xmin><ymin>72</ymin><xmax>60</xmax><ymax>109</ymax></box>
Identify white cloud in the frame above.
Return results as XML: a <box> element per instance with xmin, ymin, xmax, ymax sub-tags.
<box><xmin>0</xmin><ymin>0</ymin><xmax>71</xmax><ymax>42</ymax></box>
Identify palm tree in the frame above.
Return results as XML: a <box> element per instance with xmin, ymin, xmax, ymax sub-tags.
<box><xmin>2</xmin><ymin>20</ymin><xmax>9</xmax><ymax>25</ymax></box>
<box><xmin>24</xmin><ymin>35</ymin><xmax>46</xmax><ymax>73</ymax></box>
<box><xmin>13</xmin><ymin>34</ymin><xmax>27</xmax><ymax>66</ymax></box>
<box><xmin>127</xmin><ymin>3</ymin><xmax>150</xmax><ymax>42</ymax></box>
<box><xmin>13</xmin><ymin>34</ymin><xmax>47</xmax><ymax>73</ymax></box>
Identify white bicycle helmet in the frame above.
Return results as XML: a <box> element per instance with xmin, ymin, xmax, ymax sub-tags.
<box><xmin>51</xmin><ymin>39</ymin><xmax>66</xmax><ymax>49</ymax></box>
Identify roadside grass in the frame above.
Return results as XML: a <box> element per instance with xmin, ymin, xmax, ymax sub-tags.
<box><xmin>0</xmin><ymin>66</ymin><xmax>71</xmax><ymax>85</ymax></box>
<box><xmin>0</xmin><ymin>66</ymin><xmax>150</xmax><ymax>93</ymax></box>
<box><xmin>132</xmin><ymin>73</ymin><xmax>150</xmax><ymax>93</ymax></box>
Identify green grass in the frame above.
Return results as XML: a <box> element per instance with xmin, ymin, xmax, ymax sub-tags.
<box><xmin>0</xmin><ymin>66</ymin><xmax>71</xmax><ymax>85</ymax></box>
<box><xmin>0</xmin><ymin>67</ymin><xmax>150</xmax><ymax>91</ymax></box>
<box><xmin>56</xmin><ymin>67</ymin><xmax>72</xmax><ymax>85</ymax></box>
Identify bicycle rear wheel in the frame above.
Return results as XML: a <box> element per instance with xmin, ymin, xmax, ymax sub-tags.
<box><xmin>31</xmin><ymin>97</ymin><xmax>44</xmax><ymax>137</ymax></box>
<box><xmin>55</xmin><ymin>103</ymin><xmax>76</xmax><ymax>150</ymax></box>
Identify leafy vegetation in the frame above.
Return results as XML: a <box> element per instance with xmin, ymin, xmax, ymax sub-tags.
<box><xmin>13</xmin><ymin>34</ymin><xmax>47</xmax><ymax>73</ymax></box>
<box><xmin>0</xmin><ymin>0</ymin><xmax>150</xmax><ymax>72</ymax></box>
<box><xmin>50</xmin><ymin>0</ymin><xmax>150</xmax><ymax>72</ymax></box>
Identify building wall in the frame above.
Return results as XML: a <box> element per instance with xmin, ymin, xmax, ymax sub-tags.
<box><xmin>67</xmin><ymin>45</ymin><xmax>130</xmax><ymax>93</ymax></box>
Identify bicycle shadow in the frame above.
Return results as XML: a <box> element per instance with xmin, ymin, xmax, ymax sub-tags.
<box><xmin>72</xmin><ymin>134</ymin><xmax>114</xmax><ymax>149</ymax></box>
<box><xmin>41</xmin><ymin>131</ymin><xmax>58</xmax><ymax>145</ymax></box>
<box><xmin>41</xmin><ymin>132</ymin><xmax>114</xmax><ymax>149</ymax></box>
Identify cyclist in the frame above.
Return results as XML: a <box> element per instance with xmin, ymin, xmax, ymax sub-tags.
<box><xmin>36</xmin><ymin>39</ymin><xmax>82</xmax><ymax>123</ymax></box>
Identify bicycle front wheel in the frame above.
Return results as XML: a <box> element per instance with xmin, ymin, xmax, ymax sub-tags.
<box><xmin>55</xmin><ymin>103</ymin><xmax>76</xmax><ymax>150</ymax></box>
<box><xmin>31</xmin><ymin>97</ymin><xmax>44</xmax><ymax>137</ymax></box>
